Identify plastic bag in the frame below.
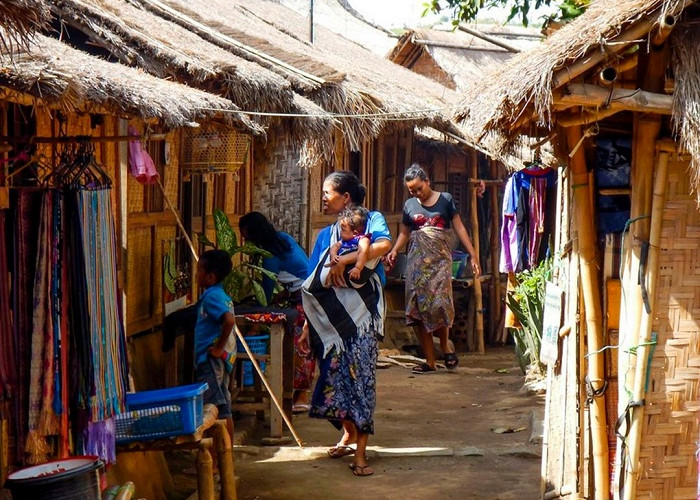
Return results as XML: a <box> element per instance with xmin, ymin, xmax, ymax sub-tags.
<box><xmin>127</xmin><ymin>126</ymin><xmax>159</xmax><ymax>184</ymax></box>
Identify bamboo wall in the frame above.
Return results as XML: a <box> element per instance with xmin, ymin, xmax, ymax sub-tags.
<box><xmin>635</xmin><ymin>152</ymin><xmax>700</xmax><ymax>499</ymax></box>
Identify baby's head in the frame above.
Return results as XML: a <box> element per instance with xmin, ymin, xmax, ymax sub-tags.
<box><xmin>338</xmin><ymin>206</ymin><xmax>368</xmax><ymax>241</ymax></box>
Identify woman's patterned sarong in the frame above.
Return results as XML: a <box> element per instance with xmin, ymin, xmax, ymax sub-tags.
<box><xmin>405</xmin><ymin>226</ymin><xmax>454</xmax><ymax>332</ymax></box>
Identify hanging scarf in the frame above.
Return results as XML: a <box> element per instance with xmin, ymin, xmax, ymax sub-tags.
<box><xmin>25</xmin><ymin>190</ymin><xmax>53</xmax><ymax>464</ymax></box>
<box><xmin>74</xmin><ymin>188</ymin><xmax>127</xmax><ymax>464</ymax></box>
<box><xmin>301</xmin><ymin>223</ymin><xmax>385</xmax><ymax>357</ymax></box>
<box><xmin>11</xmin><ymin>189</ymin><xmax>42</xmax><ymax>465</ymax></box>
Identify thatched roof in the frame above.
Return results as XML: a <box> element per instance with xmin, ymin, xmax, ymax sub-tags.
<box><xmin>390</xmin><ymin>26</ymin><xmax>542</xmax><ymax>92</ymax></box>
<box><xmin>126</xmin><ymin>0</ymin><xmax>462</xmax><ymax>150</ymax></box>
<box><xmin>1</xmin><ymin>0</ymin><xmax>50</xmax><ymax>51</ymax></box>
<box><xmin>454</xmin><ymin>0</ymin><xmax>688</xmax><ymax>156</ymax></box>
<box><xmin>48</xmin><ymin>0</ymin><xmax>335</xmax><ymax>140</ymax></box>
<box><xmin>0</xmin><ymin>34</ymin><xmax>261</xmax><ymax>131</ymax></box>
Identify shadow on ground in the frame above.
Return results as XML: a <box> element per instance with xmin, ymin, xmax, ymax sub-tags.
<box><xmin>171</xmin><ymin>346</ymin><xmax>545</xmax><ymax>500</ymax></box>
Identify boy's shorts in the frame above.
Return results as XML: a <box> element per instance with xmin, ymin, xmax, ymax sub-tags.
<box><xmin>195</xmin><ymin>357</ymin><xmax>232</xmax><ymax>419</ymax></box>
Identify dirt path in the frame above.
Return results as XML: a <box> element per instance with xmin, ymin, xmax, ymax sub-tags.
<box><xmin>230</xmin><ymin>347</ymin><xmax>545</xmax><ymax>500</ymax></box>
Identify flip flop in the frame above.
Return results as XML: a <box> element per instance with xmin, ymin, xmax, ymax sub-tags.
<box><xmin>411</xmin><ymin>363</ymin><xmax>437</xmax><ymax>374</ymax></box>
<box><xmin>292</xmin><ymin>403</ymin><xmax>310</xmax><ymax>414</ymax></box>
<box><xmin>349</xmin><ymin>464</ymin><xmax>374</xmax><ymax>477</ymax></box>
<box><xmin>444</xmin><ymin>352</ymin><xmax>459</xmax><ymax>370</ymax></box>
<box><xmin>327</xmin><ymin>444</ymin><xmax>355</xmax><ymax>458</ymax></box>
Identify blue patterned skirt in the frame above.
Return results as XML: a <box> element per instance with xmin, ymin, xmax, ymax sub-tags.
<box><xmin>309</xmin><ymin>326</ymin><xmax>378</xmax><ymax>434</ymax></box>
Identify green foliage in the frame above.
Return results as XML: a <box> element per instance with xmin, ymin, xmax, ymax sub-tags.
<box><xmin>199</xmin><ymin>209</ymin><xmax>278</xmax><ymax>306</ymax></box>
<box><xmin>505</xmin><ymin>257</ymin><xmax>552</xmax><ymax>374</ymax></box>
<box><xmin>424</xmin><ymin>0</ymin><xmax>588</xmax><ymax>28</ymax></box>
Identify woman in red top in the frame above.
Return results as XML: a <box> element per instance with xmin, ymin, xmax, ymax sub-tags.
<box><xmin>386</xmin><ymin>164</ymin><xmax>480</xmax><ymax>373</ymax></box>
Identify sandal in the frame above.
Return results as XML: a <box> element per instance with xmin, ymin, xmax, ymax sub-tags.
<box><xmin>349</xmin><ymin>464</ymin><xmax>374</xmax><ymax>477</ymax></box>
<box><xmin>444</xmin><ymin>352</ymin><xmax>459</xmax><ymax>370</ymax></box>
<box><xmin>327</xmin><ymin>444</ymin><xmax>356</xmax><ymax>458</ymax></box>
<box><xmin>411</xmin><ymin>363</ymin><xmax>437</xmax><ymax>374</ymax></box>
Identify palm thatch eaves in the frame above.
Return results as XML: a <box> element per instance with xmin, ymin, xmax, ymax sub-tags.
<box><xmin>47</xmin><ymin>0</ymin><xmax>335</xmax><ymax>141</ymax></box>
<box><xmin>0</xmin><ymin>34</ymin><xmax>261</xmax><ymax>132</ymax></box>
<box><xmin>0</xmin><ymin>0</ymin><xmax>50</xmax><ymax>51</ymax></box>
<box><xmin>130</xmin><ymin>0</ymin><xmax>462</xmax><ymax>150</ymax></box>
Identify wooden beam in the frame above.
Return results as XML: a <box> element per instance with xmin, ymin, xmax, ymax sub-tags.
<box><xmin>412</xmin><ymin>38</ymin><xmax>512</xmax><ymax>53</ymax></box>
<box><xmin>557</xmin><ymin>107</ymin><xmax>622</xmax><ymax>128</ymax></box>
<box><xmin>457</xmin><ymin>25</ymin><xmax>521</xmax><ymax>53</ymax></box>
<box><xmin>554</xmin><ymin>83</ymin><xmax>672</xmax><ymax>115</ymax></box>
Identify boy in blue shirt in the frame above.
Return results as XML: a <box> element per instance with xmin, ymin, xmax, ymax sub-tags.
<box><xmin>195</xmin><ymin>249</ymin><xmax>237</xmax><ymax>438</ymax></box>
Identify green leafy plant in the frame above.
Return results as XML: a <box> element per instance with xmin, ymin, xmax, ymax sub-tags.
<box><xmin>423</xmin><ymin>0</ymin><xmax>588</xmax><ymax>28</ymax></box>
<box><xmin>198</xmin><ymin>209</ymin><xmax>278</xmax><ymax>306</ymax></box>
<box><xmin>505</xmin><ymin>257</ymin><xmax>552</xmax><ymax>375</ymax></box>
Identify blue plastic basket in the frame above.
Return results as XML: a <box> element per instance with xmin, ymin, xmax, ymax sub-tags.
<box><xmin>114</xmin><ymin>382</ymin><xmax>207</xmax><ymax>443</ymax></box>
<box><xmin>236</xmin><ymin>334</ymin><xmax>269</xmax><ymax>387</ymax></box>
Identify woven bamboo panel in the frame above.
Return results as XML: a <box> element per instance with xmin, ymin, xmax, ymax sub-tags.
<box><xmin>164</xmin><ymin>130</ymin><xmax>180</xmax><ymax>203</ymax></box>
<box><xmin>636</xmin><ymin>156</ymin><xmax>700</xmax><ymax>499</ymax></box>
<box><xmin>126</xmin><ymin>227</ymin><xmax>153</xmax><ymax>328</ymax></box>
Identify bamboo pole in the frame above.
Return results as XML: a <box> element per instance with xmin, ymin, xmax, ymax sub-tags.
<box><xmin>615</xmin><ymin>117</ymin><xmax>661</xmax><ymax>497</ymax></box>
<box><xmin>469</xmin><ymin>151</ymin><xmax>485</xmax><ymax>353</ymax></box>
<box><xmin>234</xmin><ymin>325</ymin><xmax>304</xmax><ymax>447</ymax></box>
<box><xmin>566</xmin><ymin>126</ymin><xmax>609</xmax><ymax>500</ymax></box>
<box><xmin>489</xmin><ymin>160</ymin><xmax>501</xmax><ymax>345</ymax></box>
<box><xmin>554</xmin><ymin>84</ymin><xmax>673</xmax><ymax>115</ymax></box>
<box><xmin>622</xmin><ymin>149</ymin><xmax>669</xmax><ymax>500</ymax></box>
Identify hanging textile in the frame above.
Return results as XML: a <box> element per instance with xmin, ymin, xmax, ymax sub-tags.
<box><xmin>74</xmin><ymin>187</ymin><xmax>127</xmax><ymax>463</ymax></box>
<box><xmin>25</xmin><ymin>191</ymin><xmax>54</xmax><ymax>464</ymax></box>
<box><xmin>10</xmin><ymin>189</ymin><xmax>42</xmax><ymax>465</ymax></box>
<box><xmin>499</xmin><ymin>166</ymin><xmax>557</xmax><ymax>272</ymax></box>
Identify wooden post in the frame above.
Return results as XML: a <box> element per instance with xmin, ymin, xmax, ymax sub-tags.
<box><xmin>211</xmin><ymin>420</ymin><xmax>237</xmax><ymax>500</ymax></box>
<box><xmin>566</xmin><ymin>126</ymin><xmax>609</xmax><ymax>500</ymax></box>
<box><xmin>196</xmin><ymin>438</ymin><xmax>216</xmax><ymax>500</ymax></box>
<box><xmin>622</xmin><ymin>150</ymin><xmax>669</xmax><ymax>500</ymax></box>
<box><xmin>489</xmin><ymin>159</ymin><xmax>501</xmax><ymax>344</ymax></box>
<box><xmin>469</xmin><ymin>151</ymin><xmax>485</xmax><ymax>353</ymax></box>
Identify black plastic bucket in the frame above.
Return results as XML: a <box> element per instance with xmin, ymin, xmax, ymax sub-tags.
<box><xmin>4</xmin><ymin>455</ymin><xmax>103</xmax><ymax>500</ymax></box>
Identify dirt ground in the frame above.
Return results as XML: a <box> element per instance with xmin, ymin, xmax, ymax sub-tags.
<box><xmin>182</xmin><ymin>346</ymin><xmax>546</xmax><ymax>500</ymax></box>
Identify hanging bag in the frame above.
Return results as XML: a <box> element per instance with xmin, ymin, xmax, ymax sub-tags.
<box><xmin>127</xmin><ymin>126</ymin><xmax>158</xmax><ymax>185</ymax></box>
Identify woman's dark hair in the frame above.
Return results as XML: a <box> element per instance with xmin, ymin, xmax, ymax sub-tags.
<box><xmin>199</xmin><ymin>249</ymin><xmax>233</xmax><ymax>283</ymax></box>
<box><xmin>325</xmin><ymin>171</ymin><xmax>366</xmax><ymax>206</ymax></box>
<box><xmin>239</xmin><ymin>211</ymin><xmax>291</xmax><ymax>256</ymax></box>
<box><xmin>404</xmin><ymin>163</ymin><xmax>429</xmax><ymax>183</ymax></box>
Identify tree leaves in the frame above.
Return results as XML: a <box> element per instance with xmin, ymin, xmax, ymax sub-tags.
<box><xmin>424</xmin><ymin>0</ymin><xmax>588</xmax><ymax>28</ymax></box>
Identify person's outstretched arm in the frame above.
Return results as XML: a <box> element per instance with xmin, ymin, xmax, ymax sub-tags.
<box><xmin>452</xmin><ymin>214</ymin><xmax>481</xmax><ymax>278</ymax></box>
<box><xmin>385</xmin><ymin>224</ymin><xmax>410</xmax><ymax>271</ymax></box>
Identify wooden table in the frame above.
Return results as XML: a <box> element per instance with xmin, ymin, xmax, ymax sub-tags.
<box><xmin>116</xmin><ymin>405</ymin><xmax>236</xmax><ymax>500</ymax></box>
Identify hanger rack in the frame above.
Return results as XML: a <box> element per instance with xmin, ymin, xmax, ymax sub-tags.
<box><xmin>0</xmin><ymin>134</ymin><xmax>167</xmax><ymax>144</ymax></box>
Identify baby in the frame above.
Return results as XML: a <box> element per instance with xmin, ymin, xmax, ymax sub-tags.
<box><xmin>328</xmin><ymin>206</ymin><xmax>371</xmax><ymax>282</ymax></box>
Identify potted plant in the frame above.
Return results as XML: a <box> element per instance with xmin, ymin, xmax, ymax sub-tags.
<box><xmin>198</xmin><ymin>209</ymin><xmax>279</xmax><ymax>307</ymax></box>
